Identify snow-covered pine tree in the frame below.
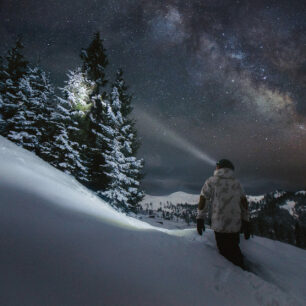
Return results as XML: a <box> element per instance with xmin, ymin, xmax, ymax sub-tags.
<box><xmin>44</xmin><ymin>93</ymin><xmax>88</xmax><ymax>178</ymax></box>
<box><xmin>99</xmin><ymin>93</ymin><xmax>132</xmax><ymax>211</ymax></box>
<box><xmin>86</xmin><ymin>94</ymin><xmax>113</xmax><ymax>191</ymax></box>
<box><xmin>0</xmin><ymin>56</ymin><xmax>5</xmax><ymax>124</ymax></box>
<box><xmin>111</xmin><ymin>69</ymin><xmax>140</xmax><ymax>154</ymax></box>
<box><xmin>54</xmin><ymin>68</ymin><xmax>93</xmax><ymax>182</ymax></box>
<box><xmin>80</xmin><ymin>32</ymin><xmax>111</xmax><ymax>191</ymax></box>
<box><xmin>0</xmin><ymin>56</ymin><xmax>5</xmax><ymax>91</ymax></box>
<box><xmin>0</xmin><ymin>55</ymin><xmax>4</xmax><ymax>79</ymax></box>
<box><xmin>111</xmin><ymin>70</ymin><xmax>144</xmax><ymax>208</ymax></box>
<box><xmin>0</xmin><ymin>38</ymin><xmax>29</xmax><ymax>136</ymax></box>
<box><xmin>6</xmin><ymin>67</ymin><xmax>54</xmax><ymax>155</ymax></box>
<box><xmin>5</xmin><ymin>38</ymin><xmax>28</xmax><ymax>81</ymax></box>
<box><xmin>61</xmin><ymin>68</ymin><xmax>94</xmax><ymax>114</ymax></box>
<box><xmin>100</xmin><ymin>134</ymin><xmax>135</xmax><ymax>211</ymax></box>
<box><xmin>81</xmin><ymin>32</ymin><xmax>108</xmax><ymax>97</ymax></box>
<box><xmin>100</xmin><ymin>74</ymin><xmax>144</xmax><ymax>212</ymax></box>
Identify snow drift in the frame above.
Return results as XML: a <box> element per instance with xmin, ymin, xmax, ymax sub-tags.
<box><xmin>0</xmin><ymin>136</ymin><xmax>305</xmax><ymax>306</ymax></box>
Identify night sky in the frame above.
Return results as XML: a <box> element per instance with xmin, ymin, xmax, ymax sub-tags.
<box><xmin>1</xmin><ymin>0</ymin><xmax>306</xmax><ymax>195</ymax></box>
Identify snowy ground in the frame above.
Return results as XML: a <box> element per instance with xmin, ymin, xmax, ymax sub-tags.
<box><xmin>1</xmin><ymin>136</ymin><xmax>306</xmax><ymax>306</ymax></box>
<box><xmin>137</xmin><ymin>213</ymin><xmax>197</xmax><ymax>229</ymax></box>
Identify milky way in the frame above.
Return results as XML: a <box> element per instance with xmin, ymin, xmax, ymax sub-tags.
<box><xmin>1</xmin><ymin>0</ymin><xmax>305</xmax><ymax>194</ymax></box>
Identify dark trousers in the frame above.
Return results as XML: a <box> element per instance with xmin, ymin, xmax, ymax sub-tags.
<box><xmin>214</xmin><ymin>232</ymin><xmax>244</xmax><ymax>269</ymax></box>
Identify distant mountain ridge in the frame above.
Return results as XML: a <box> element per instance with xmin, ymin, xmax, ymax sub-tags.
<box><xmin>139</xmin><ymin>190</ymin><xmax>306</xmax><ymax>248</ymax></box>
<box><xmin>142</xmin><ymin>191</ymin><xmax>267</xmax><ymax>206</ymax></box>
<box><xmin>141</xmin><ymin>191</ymin><xmax>198</xmax><ymax>209</ymax></box>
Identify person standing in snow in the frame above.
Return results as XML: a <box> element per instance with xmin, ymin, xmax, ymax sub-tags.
<box><xmin>196</xmin><ymin>159</ymin><xmax>250</xmax><ymax>269</ymax></box>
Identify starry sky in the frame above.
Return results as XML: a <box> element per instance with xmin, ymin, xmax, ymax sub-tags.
<box><xmin>1</xmin><ymin>0</ymin><xmax>306</xmax><ymax>195</ymax></box>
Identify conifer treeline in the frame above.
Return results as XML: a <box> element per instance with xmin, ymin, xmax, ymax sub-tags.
<box><xmin>0</xmin><ymin>33</ymin><xmax>144</xmax><ymax>212</ymax></box>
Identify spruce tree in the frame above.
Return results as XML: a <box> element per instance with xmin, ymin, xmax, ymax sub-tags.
<box><xmin>86</xmin><ymin>94</ymin><xmax>113</xmax><ymax>190</ymax></box>
<box><xmin>111</xmin><ymin>69</ymin><xmax>140</xmax><ymax>154</ymax></box>
<box><xmin>80</xmin><ymin>32</ymin><xmax>111</xmax><ymax>191</ymax></box>
<box><xmin>101</xmin><ymin>74</ymin><xmax>144</xmax><ymax>212</ymax></box>
<box><xmin>6</xmin><ymin>67</ymin><xmax>54</xmax><ymax>155</ymax></box>
<box><xmin>0</xmin><ymin>56</ymin><xmax>5</xmax><ymax>125</ymax></box>
<box><xmin>99</xmin><ymin>95</ymin><xmax>133</xmax><ymax>211</ymax></box>
<box><xmin>111</xmin><ymin>70</ymin><xmax>144</xmax><ymax>207</ymax></box>
<box><xmin>45</xmin><ymin>94</ymin><xmax>87</xmax><ymax>178</ymax></box>
<box><xmin>0</xmin><ymin>56</ymin><xmax>5</xmax><ymax>92</ymax></box>
<box><xmin>81</xmin><ymin>32</ymin><xmax>108</xmax><ymax>97</ymax></box>
<box><xmin>54</xmin><ymin>68</ymin><xmax>92</xmax><ymax>181</ymax></box>
<box><xmin>0</xmin><ymin>38</ymin><xmax>29</xmax><ymax>136</ymax></box>
<box><xmin>6</xmin><ymin>37</ymin><xmax>28</xmax><ymax>82</ymax></box>
<box><xmin>61</xmin><ymin>68</ymin><xmax>94</xmax><ymax>114</ymax></box>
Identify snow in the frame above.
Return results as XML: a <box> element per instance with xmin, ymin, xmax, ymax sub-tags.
<box><xmin>247</xmin><ymin>195</ymin><xmax>265</xmax><ymax>203</ymax></box>
<box><xmin>0</xmin><ymin>136</ymin><xmax>306</xmax><ymax>306</ymax></box>
<box><xmin>142</xmin><ymin>191</ymin><xmax>199</xmax><ymax>210</ymax></box>
<box><xmin>281</xmin><ymin>200</ymin><xmax>297</xmax><ymax>217</ymax></box>
<box><xmin>61</xmin><ymin>68</ymin><xmax>94</xmax><ymax>107</ymax></box>
<box><xmin>295</xmin><ymin>191</ymin><xmax>306</xmax><ymax>196</ymax></box>
<box><xmin>0</xmin><ymin>136</ymin><xmax>150</xmax><ymax>231</ymax></box>
<box><xmin>273</xmin><ymin>190</ymin><xmax>286</xmax><ymax>198</ymax></box>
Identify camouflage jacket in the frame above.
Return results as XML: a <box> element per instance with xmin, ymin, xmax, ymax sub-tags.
<box><xmin>197</xmin><ymin>168</ymin><xmax>249</xmax><ymax>233</ymax></box>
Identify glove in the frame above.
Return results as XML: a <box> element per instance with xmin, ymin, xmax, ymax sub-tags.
<box><xmin>241</xmin><ymin>220</ymin><xmax>251</xmax><ymax>240</ymax></box>
<box><xmin>197</xmin><ymin>219</ymin><xmax>205</xmax><ymax>236</ymax></box>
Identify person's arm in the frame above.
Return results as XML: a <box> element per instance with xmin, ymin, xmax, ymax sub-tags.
<box><xmin>197</xmin><ymin>179</ymin><xmax>212</xmax><ymax>235</ymax></box>
<box><xmin>197</xmin><ymin>195</ymin><xmax>206</xmax><ymax>235</ymax></box>
<box><xmin>197</xmin><ymin>195</ymin><xmax>206</xmax><ymax>219</ymax></box>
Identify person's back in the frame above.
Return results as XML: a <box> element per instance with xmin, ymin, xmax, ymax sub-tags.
<box><xmin>197</xmin><ymin>159</ymin><xmax>250</xmax><ymax>269</ymax></box>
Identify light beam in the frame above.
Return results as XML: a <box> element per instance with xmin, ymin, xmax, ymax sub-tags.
<box><xmin>135</xmin><ymin>109</ymin><xmax>216</xmax><ymax>166</ymax></box>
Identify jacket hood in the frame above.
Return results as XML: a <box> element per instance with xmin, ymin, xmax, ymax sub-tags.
<box><xmin>213</xmin><ymin>168</ymin><xmax>235</xmax><ymax>179</ymax></box>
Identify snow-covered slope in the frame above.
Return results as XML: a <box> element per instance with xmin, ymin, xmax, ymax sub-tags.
<box><xmin>141</xmin><ymin>191</ymin><xmax>199</xmax><ymax>209</ymax></box>
<box><xmin>247</xmin><ymin>195</ymin><xmax>265</xmax><ymax>203</ymax></box>
<box><xmin>1</xmin><ymin>136</ymin><xmax>306</xmax><ymax>306</ymax></box>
